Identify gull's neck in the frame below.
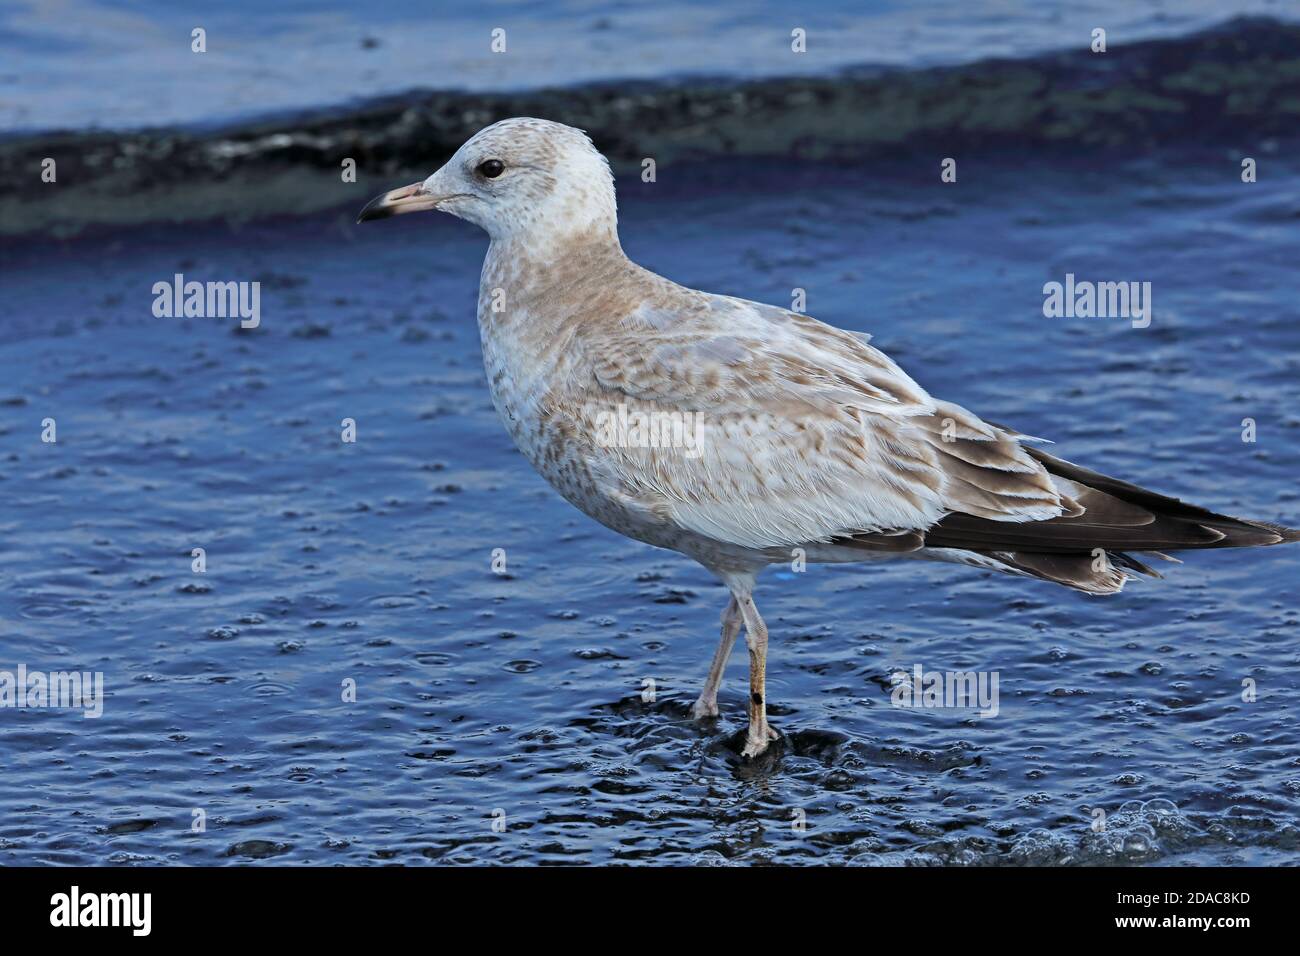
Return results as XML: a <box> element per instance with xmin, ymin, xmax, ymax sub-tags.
<box><xmin>481</xmin><ymin>222</ymin><xmax>628</xmax><ymax>309</ymax></box>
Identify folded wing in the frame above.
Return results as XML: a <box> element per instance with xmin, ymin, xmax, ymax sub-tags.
<box><xmin>575</xmin><ymin>294</ymin><xmax>1073</xmax><ymax>551</ymax></box>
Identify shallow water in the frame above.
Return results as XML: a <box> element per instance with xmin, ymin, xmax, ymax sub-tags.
<box><xmin>1</xmin><ymin>151</ymin><xmax>1298</xmax><ymax>865</ymax></box>
<box><xmin>3</xmin><ymin>0</ymin><xmax>1293</xmax><ymax>131</ymax></box>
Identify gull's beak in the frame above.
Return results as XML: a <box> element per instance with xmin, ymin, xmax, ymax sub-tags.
<box><xmin>356</xmin><ymin>181</ymin><xmax>443</xmax><ymax>223</ymax></box>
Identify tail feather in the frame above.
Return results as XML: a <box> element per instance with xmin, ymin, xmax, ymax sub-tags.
<box><xmin>991</xmin><ymin>551</ymin><xmax>1130</xmax><ymax>595</ymax></box>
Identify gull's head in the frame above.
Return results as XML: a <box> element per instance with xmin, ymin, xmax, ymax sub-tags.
<box><xmin>357</xmin><ymin>117</ymin><xmax>618</xmax><ymax>245</ymax></box>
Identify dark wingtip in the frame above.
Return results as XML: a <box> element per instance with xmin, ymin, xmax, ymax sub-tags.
<box><xmin>1225</xmin><ymin>520</ymin><xmax>1300</xmax><ymax>546</ymax></box>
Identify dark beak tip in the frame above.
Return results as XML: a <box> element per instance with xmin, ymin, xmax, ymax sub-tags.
<box><xmin>356</xmin><ymin>193</ymin><xmax>391</xmax><ymax>224</ymax></box>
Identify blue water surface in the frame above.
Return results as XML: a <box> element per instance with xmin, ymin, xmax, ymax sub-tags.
<box><xmin>2</xmin><ymin>0</ymin><xmax>1293</xmax><ymax>130</ymax></box>
<box><xmin>1</xmin><ymin>148</ymin><xmax>1298</xmax><ymax>865</ymax></box>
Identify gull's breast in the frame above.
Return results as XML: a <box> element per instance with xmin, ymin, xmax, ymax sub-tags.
<box><xmin>477</xmin><ymin>307</ymin><xmax>691</xmax><ymax>552</ymax></box>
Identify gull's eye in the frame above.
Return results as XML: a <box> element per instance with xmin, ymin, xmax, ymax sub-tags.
<box><xmin>476</xmin><ymin>159</ymin><xmax>505</xmax><ymax>179</ymax></box>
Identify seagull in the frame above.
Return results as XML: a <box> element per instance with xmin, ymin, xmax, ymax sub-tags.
<box><xmin>358</xmin><ymin>117</ymin><xmax>1299</xmax><ymax>758</ymax></box>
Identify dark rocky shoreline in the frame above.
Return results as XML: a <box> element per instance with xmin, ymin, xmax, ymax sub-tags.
<box><xmin>3</xmin><ymin>15</ymin><xmax>1297</xmax><ymax>238</ymax></box>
